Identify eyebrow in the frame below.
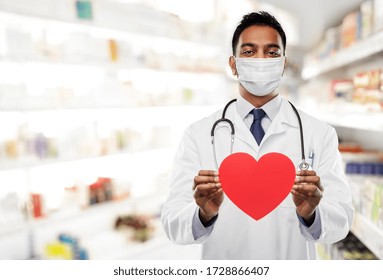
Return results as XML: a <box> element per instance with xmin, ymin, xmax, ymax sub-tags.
<box><xmin>240</xmin><ymin>43</ymin><xmax>281</xmax><ymax>49</ymax></box>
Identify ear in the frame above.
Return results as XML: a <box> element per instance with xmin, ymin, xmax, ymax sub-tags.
<box><xmin>229</xmin><ymin>56</ymin><xmax>237</xmax><ymax>76</ymax></box>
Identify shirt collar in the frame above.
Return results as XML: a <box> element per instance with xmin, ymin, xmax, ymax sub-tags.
<box><xmin>236</xmin><ymin>94</ymin><xmax>282</xmax><ymax>121</ymax></box>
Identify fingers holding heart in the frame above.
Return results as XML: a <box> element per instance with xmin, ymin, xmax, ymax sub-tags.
<box><xmin>291</xmin><ymin>183</ymin><xmax>322</xmax><ymax>199</ymax></box>
<box><xmin>292</xmin><ymin>170</ymin><xmax>323</xmax><ymax>199</ymax></box>
<box><xmin>193</xmin><ymin>183</ymin><xmax>221</xmax><ymax>199</ymax></box>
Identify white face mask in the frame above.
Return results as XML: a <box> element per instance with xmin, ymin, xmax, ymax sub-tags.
<box><xmin>234</xmin><ymin>57</ymin><xmax>286</xmax><ymax>96</ymax></box>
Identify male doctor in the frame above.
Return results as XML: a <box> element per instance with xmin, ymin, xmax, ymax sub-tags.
<box><xmin>161</xmin><ymin>11</ymin><xmax>354</xmax><ymax>259</ymax></box>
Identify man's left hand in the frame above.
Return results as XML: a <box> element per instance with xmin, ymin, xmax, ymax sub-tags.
<box><xmin>291</xmin><ymin>170</ymin><xmax>323</xmax><ymax>225</ymax></box>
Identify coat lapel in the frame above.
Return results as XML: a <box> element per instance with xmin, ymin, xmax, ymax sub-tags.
<box><xmin>261</xmin><ymin>98</ymin><xmax>300</xmax><ymax>144</ymax></box>
<box><xmin>229</xmin><ymin>97</ymin><xmax>300</xmax><ymax>154</ymax></box>
<box><xmin>230</xmin><ymin>103</ymin><xmax>259</xmax><ymax>153</ymax></box>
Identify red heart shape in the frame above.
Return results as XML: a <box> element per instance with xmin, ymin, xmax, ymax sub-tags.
<box><xmin>219</xmin><ymin>152</ymin><xmax>295</xmax><ymax>220</ymax></box>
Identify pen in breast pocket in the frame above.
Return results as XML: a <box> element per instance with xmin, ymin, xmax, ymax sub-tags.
<box><xmin>308</xmin><ymin>149</ymin><xmax>315</xmax><ymax>167</ymax></box>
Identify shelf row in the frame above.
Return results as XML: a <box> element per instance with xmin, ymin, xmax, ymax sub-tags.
<box><xmin>352</xmin><ymin>211</ymin><xmax>383</xmax><ymax>259</ymax></box>
<box><xmin>0</xmin><ymin>146</ymin><xmax>176</xmax><ymax>250</ymax></box>
<box><xmin>302</xmin><ymin>0</ymin><xmax>383</xmax><ymax>80</ymax></box>
<box><xmin>298</xmin><ymin>102</ymin><xmax>383</xmax><ymax>131</ymax></box>
<box><xmin>0</xmin><ymin>105</ymin><xmax>220</xmax><ymax>171</ymax></box>
<box><xmin>0</xmin><ymin>192</ymin><xmax>152</xmax><ymax>238</ymax></box>
<box><xmin>0</xmin><ymin>6</ymin><xmax>229</xmax><ymax>110</ymax></box>
<box><xmin>0</xmin><ymin>61</ymin><xmax>229</xmax><ymax>111</ymax></box>
<box><xmin>0</xmin><ymin>1</ymin><xmax>223</xmax><ymax>47</ymax></box>
<box><xmin>0</xmin><ymin>7</ymin><xmax>223</xmax><ymax>68</ymax></box>
<box><xmin>0</xmin><ymin>192</ymin><xmax>170</xmax><ymax>259</ymax></box>
<box><xmin>302</xmin><ymin>31</ymin><xmax>383</xmax><ymax>79</ymax></box>
<box><xmin>317</xmin><ymin>231</ymin><xmax>377</xmax><ymax>260</ymax></box>
<box><xmin>319</xmin><ymin>173</ymin><xmax>383</xmax><ymax>259</ymax></box>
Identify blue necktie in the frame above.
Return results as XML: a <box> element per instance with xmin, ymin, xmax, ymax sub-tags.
<box><xmin>250</xmin><ymin>109</ymin><xmax>266</xmax><ymax>145</ymax></box>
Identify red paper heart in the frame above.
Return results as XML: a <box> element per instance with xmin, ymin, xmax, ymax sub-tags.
<box><xmin>219</xmin><ymin>152</ymin><xmax>295</xmax><ymax>220</ymax></box>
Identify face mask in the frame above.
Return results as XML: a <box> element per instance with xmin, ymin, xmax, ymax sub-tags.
<box><xmin>234</xmin><ymin>57</ymin><xmax>286</xmax><ymax>96</ymax></box>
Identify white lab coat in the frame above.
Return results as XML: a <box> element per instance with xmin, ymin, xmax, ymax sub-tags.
<box><xmin>161</xmin><ymin>97</ymin><xmax>354</xmax><ymax>259</ymax></box>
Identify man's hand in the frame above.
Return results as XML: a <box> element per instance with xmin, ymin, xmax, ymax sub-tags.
<box><xmin>291</xmin><ymin>170</ymin><xmax>323</xmax><ymax>225</ymax></box>
<box><xmin>193</xmin><ymin>170</ymin><xmax>223</xmax><ymax>226</ymax></box>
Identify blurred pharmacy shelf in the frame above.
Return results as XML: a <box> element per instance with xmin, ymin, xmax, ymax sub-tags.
<box><xmin>0</xmin><ymin>0</ymin><xmax>224</xmax><ymax>45</ymax></box>
<box><xmin>83</xmin><ymin>219</ymin><xmax>200</xmax><ymax>260</ymax></box>
<box><xmin>0</xmin><ymin>192</ymin><xmax>201</xmax><ymax>260</ymax></box>
<box><xmin>0</xmin><ymin>193</ymin><xmax>163</xmax><ymax>239</ymax></box>
<box><xmin>300</xmin><ymin>2</ymin><xmax>383</xmax><ymax>259</ymax></box>
<box><xmin>0</xmin><ymin>219</ymin><xmax>28</xmax><ymax>237</ymax></box>
<box><xmin>0</xmin><ymin>8</ymin><xmax>222</xmax><ymax>68</ymax></box>
<box><xmin>302</xmin><ymin>31</ymin><xmax>383</xmax><ymax>80</ymax></box>
<box><xmin>0</xmin><ymin>0</ymin><xmax>229</xmax><ymax>260</ymax></box>
<box><xmin>316</xmin><ymin>231</ymin><xmax>377</xmax><ymax>260</ymax></box>
<box><xmin>346</xmin><ymin>173</ymin><xmax>383</xmax><ymax>260</ymax></box>
<box><xmin>351</xmin><ymin>212</ymin><xmax>383</xmax><ymax>259</ymax></box>
<box><xmin>31</xmin><ymin>194</ymin><xmax>166</xmax><ymax>259</ymax></box>
<box><xmin>0</xmin><ymin>105</ymin><xmax>220</xmax><ymax>171</ymax></box>
<box><xmin>300</xmin><ymin>103</ymin><xmax>383</xmax><ymax>132</ymax></box>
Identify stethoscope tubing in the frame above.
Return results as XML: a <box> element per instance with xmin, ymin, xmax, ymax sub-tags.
<box><xmin>211</xmin><ymin>98</ymin><xmax>309</xmax><ymax>171</ymax></box>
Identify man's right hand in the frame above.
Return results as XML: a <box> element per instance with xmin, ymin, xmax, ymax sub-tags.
<box><xmin>193</xmin><ymin>170</ymin><xmax>223</xmax><ymax>226</ymax></box>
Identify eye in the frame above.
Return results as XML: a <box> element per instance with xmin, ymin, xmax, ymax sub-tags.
<box><xmin>242</xmin><ymin>50</ymin><xmax>254</xmax><ymax>56</ymax></box>
<box><xmin>267</xmin><ymin>51</ymin><xmax>281</xmax><ymax>57</ymax></box>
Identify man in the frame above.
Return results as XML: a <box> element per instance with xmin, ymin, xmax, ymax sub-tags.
<box><xmin>161</xmin><ymin>11</ymin><xmax>354</xmax><ymax>259</ymax></box>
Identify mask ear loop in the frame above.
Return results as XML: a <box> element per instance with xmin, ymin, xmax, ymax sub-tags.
<box><xmin>230</xmin><ymin>56</ymin><xmax>238</xmax><ymax>76</ymax></box>
<box><xmin>281</xmin><ymin>56</ymin><xmax>287</xmax><ymax>77</ymax></box>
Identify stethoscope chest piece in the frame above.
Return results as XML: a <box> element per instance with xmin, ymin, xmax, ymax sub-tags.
<box><xmin>298</xmin><ymin>161</ymin><xmax>310</xmax><ymax>171</ymax></box>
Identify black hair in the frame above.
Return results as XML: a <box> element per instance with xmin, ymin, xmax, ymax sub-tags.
<box><xmin>231</xmin><ymin>11</ymin><xmax>287</xmax><ymax>55</ymax></box>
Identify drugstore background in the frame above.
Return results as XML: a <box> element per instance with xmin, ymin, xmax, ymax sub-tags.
<box><xmin>0</xmin><ymin>0</ymin><xmax>382</xmax><ymax>260</ymax></box>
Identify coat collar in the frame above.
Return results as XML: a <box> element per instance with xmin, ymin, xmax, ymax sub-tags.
<box><xmin>228</xmin><ymin>97</ymin><xmax>300</xmax><ymax>153</ymax></box>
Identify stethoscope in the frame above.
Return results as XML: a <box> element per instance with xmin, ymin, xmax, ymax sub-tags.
<box><xmin>211</xmin><ymin>98</ymin><xmax>310</xmax><ymax>171</ymax></box>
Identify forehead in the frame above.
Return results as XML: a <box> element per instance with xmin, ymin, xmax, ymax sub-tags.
<box><xmin>238</xmin><ymin>25</ymin><xmax>283</xmax><ymax>46</ymax></box>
